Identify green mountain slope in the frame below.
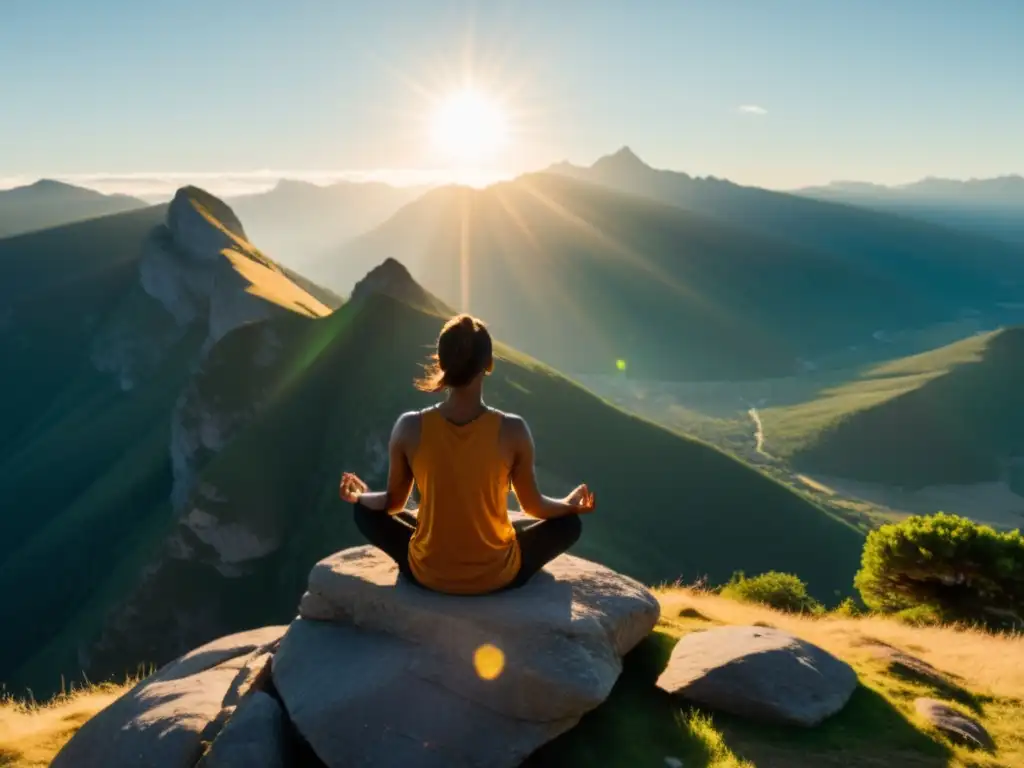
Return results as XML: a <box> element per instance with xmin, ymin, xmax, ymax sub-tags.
<box><xmin>760</xmin><ymin>328</ymin><xmax>1024</xmax><ymax>487</ymax></box>
<box><xmin>323</xmin><ymin>172</ymin><xmax>960</xmax><ymax>381</ymax></box>
<box><xmin>0</xmin><ymin>179</ymin><xmax>148</xmax><ymax>238</ymax></box>
<box><xmin>45</xmin><ymin>269</ymin><xmax>866</xmax><ymax>695</ymax></box>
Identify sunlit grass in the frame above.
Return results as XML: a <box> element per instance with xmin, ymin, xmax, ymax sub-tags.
<box><xmin>0</xmin><ymin>678</ymin><xmax>136</xmax><ymax>767</ymax></box>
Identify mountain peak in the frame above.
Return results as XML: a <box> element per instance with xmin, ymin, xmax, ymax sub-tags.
<box><xmin>351</xmin><ymin>257</ymin><xmax>418</xmax><ymax>298</ymax></box>
<box><xmin>593</xmin><ymin>146</ymin><xmax>650</xmax><ymax>173</ymax></box>
<box><xmin>169</xmin><ymin>186</ymin><xmax>248</xmax><ymax>243</ymax></box>
<box><xmin>6</xmin><ymin>178</ymin><xmax>105</xmax><ymax>200</ymax></box>
<box><xmin>350</xmin><ymin>258</ymin><xmax>452</xmax><ymax>314</ymax></box>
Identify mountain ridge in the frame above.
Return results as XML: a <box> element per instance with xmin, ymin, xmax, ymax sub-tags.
<box><xmin>327</xmin><ymin>168</ymin><xmax>1022</xmax><ymax>381</ymax></box>
<box><xmin>0</xmin><ymin>179</ymin><xmax>149</xmax><ymax>239</ymax></box>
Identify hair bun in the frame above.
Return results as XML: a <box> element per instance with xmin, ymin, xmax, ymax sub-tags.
<box><xmin>414</xmin><ymin>313</ymin><xmax>493</xmax><ymax>392</ymax></box>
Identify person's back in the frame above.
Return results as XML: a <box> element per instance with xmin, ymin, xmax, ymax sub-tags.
<box><xmin>339</xmin><ymin>313</ymin><xmax>595</xmax><ymax>595</ymax></box>
<box><xmin>408</xmin><ymin>406</ymin><xmax>520</xmax><ymax>593</ymax></box>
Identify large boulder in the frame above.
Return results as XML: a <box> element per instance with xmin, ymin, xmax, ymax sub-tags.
<box><xmin>277</xmin><ymin>546</ymin><xmax>660</xmax><ymax>767</ymax></box>
<box><xmin>656</xmin><ymin>626</ymin><xmax>858</xmax><ymax>727</ymax></box>
<box><xmin>197</xmin><ymin>691</ymin><xmax>289</xmax><ymax>768</ymax></box>
<box><xmin>51</xmin><ymin>626</ymin><xmax>286</xmax><ymax>768</ymax></box>
<box><xmin>298</xmin><ymin>546</ymin><xmax>660</xmax><ymax>721</ymax></box>
<box><xmin>273</xmin><ymin>619</ymin><xmax>580</xmax><ymax>768</ymax></box>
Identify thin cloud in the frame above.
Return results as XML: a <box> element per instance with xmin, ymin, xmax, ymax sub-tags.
<box><xmin>737</xmin><ymin>105</ymin><xmax>768</xmax><ymax>116</ymax></box>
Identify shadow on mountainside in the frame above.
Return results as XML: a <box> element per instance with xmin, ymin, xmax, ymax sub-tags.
<box><xmin>527</xmin><ymin>631</ymin><xmax>952</xmax><ymax>768</ymax></box>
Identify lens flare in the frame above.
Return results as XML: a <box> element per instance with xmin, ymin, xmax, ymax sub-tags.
<box><xmin>616</xmin><ymin>359</ymin><xmax>627</xmax><ymax>372</ymax></box>
<box><xmin>473</xmin><ymin>643</ymin><xmax>505</xmax><ymax>680</ymax></box>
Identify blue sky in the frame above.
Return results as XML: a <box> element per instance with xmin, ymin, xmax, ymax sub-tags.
<box><xmin>2</xmin><ymin>0</ymin><xmax>1022</xmax><ymax>195</ymax></box>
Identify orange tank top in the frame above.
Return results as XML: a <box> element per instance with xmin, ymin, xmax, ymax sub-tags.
<box><xmin>408</xmin><ymin>407</ymin><xmax>521</xmax><ymax>594</ymax></box>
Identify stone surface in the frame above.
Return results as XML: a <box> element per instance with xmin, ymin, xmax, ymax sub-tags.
<box><xmin>656</xmin><ymin>626</ymin><xmax>858</xmax><ymax>727</ymax></box>
<box><xmin>915</xmin><ymin>698</ymin><xmax>995</xmax><ymax>751</ymax></box>
<box><xmin>273</xmin><ymin>619</ymin><xmax>580</xmax><ymax>768</ymax></box>
<box><xmin>51</xmin><ymin>626</ymin><xmax>286</xmax><ymax>768</ymax></box>
<box><xmin>197</xmin><ymin>691</ymin><xmax>289</xmax><ymax>768</ymax></box>
<box><xmin>298</xmin><ymin>546</ymin><xmax>660</xmax><ymax>721</ymax></box>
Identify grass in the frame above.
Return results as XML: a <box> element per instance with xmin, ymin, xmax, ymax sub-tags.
<box><xmin>530</xmin><ymin>587</ymin><xmax>1024</xmax><ymax>767</ymax></box>
<box><xmin>0</xmin><ymin>678</ymin><xmax>137</xmax><ymax>767</ymax></box>
<box><xmin>760</xmin><ymin>328</ymin><xmax>1024</xmax><ymax>488</ymax></box>
<box><xmin>12</xmin><ymin>588</ymin><xmax>1022</xmax><ymax>767</ymax></box>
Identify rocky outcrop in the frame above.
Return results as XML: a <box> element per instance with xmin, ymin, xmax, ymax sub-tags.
<box><xmin>197</xmin><ymin>691</ymin><xmax>289</xmax><ymax>768</ymax></box>
<box><xmin>52</xmin><ymin>626</ymin><xmax>286</xmax><ymax>768</ymax></box>
<box><xmin>915</xmin><ymin>698</ymin><xmax>995</xmax><ymax>751</ymax></box>
<box><xmin>139</xmin><ymin>188</ymin><xmax>291</xmax><ymax>354</ymax></box>
<box><xmin>274</xmin><ymin>618</ymin><xmax>577</xmax><ymax>768</ymax></box>
<box><xmin>58</xmin><ymin>552</ymin><xmax>659</xmax><ymax>768</ymax></box>
<box><xmin>298</xmin><ymin>546</ymin><xmax>659</xmax><ymax>721</ymax></box>
<box><xmin>281</xmin><ymin>546</ymin><xmax>660</xmax><ymax>766</ymax></box>
<box><xmin>656</xmin><ymin>625</ymin><xmax>858</xmax><ymax>727</ymax></box>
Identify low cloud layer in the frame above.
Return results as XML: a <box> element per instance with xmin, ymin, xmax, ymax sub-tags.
<box><xmin>737</xmin><ymin>105</ymin><xmax>768</xmax><ymax>116</ymax></box>
<box><xmin>0</xmin><ymin>167</ymin><xmax>512</xmax><ymax>201</ymax></box>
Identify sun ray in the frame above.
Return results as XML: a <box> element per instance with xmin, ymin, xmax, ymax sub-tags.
<box><xmin>491</xmin><ymin>188</ymin><xmax>620</xmax><ymax>365</ymax></box>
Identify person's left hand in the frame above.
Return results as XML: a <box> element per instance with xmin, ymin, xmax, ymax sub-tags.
<box><xmin>339</xmin><ymin>472</ymin><xmax>368</xmax><ymax>504</ymax></box>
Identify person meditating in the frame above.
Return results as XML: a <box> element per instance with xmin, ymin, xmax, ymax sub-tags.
<box><xmin>339</xmin><ymin>313</ymin><xmax>595</xmax><ymax>595</ymax></box>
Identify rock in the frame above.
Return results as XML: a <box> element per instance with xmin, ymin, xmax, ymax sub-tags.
<box><xmin>167</xmin><ymin>186</ymin><xmax>247</xmax><ymax>261</ymax></box>
<box><xmin>855</xmin><ymin>637</ymin><xmax>955</xmax><ymax>689</ymax></box>
<box><xmin>915</xmin><ymin>698</ymin><xmax>995</xmax><ymax>751</ymax></box>
<box><xmin>298</xmin><ymin>546</ymin><xmax>660</xmax><ymax>721</ymax></box>
<box><xmin>51</xmin><ymin>626</ymin><xmax>286</xmax><ymax>768</ymax></box>
<box><xmin>273</xmin><ymin>618</ymin><xmax>581</xmax><ymax>768</ymax></box>
<box><xmin>197</xmin><ymin>691</ymin><xmax>289</xmax><ymax>768</ymax></box>
<box><xmin>656</xmin><ymin>626</ymin><xmax>858</xmax><ymax>727</ymax></box>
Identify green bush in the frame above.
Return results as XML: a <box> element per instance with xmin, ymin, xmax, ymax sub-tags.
<box><xmin>832</xmin><ymin>597</ymin><xmax>862</xmax><ymax>618</ymax></box>
<box><xmin>721</xmin><ymin>571</ymin><xmax>824</xmax><ymax>614</ymax></box>
<box><xmin>854</xmin><ymin>512</ymin><xmax>1024</xmax><ymax>628</ymax></box>
<box><xmin>893</xmin><ymin>605</ymin><xmax>944</xmax><ymax>627</ymax></box>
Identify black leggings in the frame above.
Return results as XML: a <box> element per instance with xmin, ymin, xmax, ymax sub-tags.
<box><xmin>352</xmin><ymin>503</ymin><xmax>582</xmax><ymax>592</ymax></box>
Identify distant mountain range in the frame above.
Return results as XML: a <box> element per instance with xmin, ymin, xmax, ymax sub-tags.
<box><xmin>0</xmin><ymin>188</ymin><xmax>864</xmax><ymax>697</ymax></box>
<box><xmin>227</xmin><ymin>179</ymin><xmax>427</xmax><ymax>273</ymax></box>
<box><xmin>323</xmin><ymin>150</ymin><xmax>1024</xmax><ymax>380</ymax></box>
<box><xmin>0</xmin><ymin>180</ymin><xmax>148</xmax><ymax>238</ymax></box>
<box><xmin>796</xmin><ymin>175</ymin><xmax>1024</xmax><ymax>244</ymax></box>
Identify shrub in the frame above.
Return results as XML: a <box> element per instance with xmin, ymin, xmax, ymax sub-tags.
<box><xmin>854</xmin><ymin>512</ymin><xmax>1024</xmax><ymax>628</ymax></box>
<box><xmin>721</xmin><ymin>571</ymin><xmax>824</xmax><ymax>614</ymax></box>
<box><xmin>893</xmin><ymin>605</ymin><xmax>944</xmax><ymax>627</ymax></box>
<box><xmin>832</xmin><ymin>597</ymin><xmax>862</xmax><ymax>618</ymax></box>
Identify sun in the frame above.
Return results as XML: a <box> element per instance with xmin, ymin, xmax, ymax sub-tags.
<box><xmin>430</xmin><ymin>89</ymin><xmax>508</xmax><ymax>164</ymax></box>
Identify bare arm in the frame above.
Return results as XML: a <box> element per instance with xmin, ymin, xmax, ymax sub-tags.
<box><xmin>344</xmin><ymin>413</ymin><xmax>416</xmax><ymax>513</ymax></box>
<box><xmin>507</xmin><ymin>416</ymin><xmax>594</xmax><ymax>519</ymax></box>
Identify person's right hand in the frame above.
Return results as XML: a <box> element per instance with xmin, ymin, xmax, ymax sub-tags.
<box><xmin>565</xmin><ymin>484</ymin><xmax>596</xmax><ymax>513</ymax></box>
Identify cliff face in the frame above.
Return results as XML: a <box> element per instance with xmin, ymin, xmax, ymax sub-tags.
<box><xmin>89</xmin><ymin>187</ymin><xmax>330</xmax><ymax>510</ymax></box>
<box><xmin>59</xmin><ymin>188</ymin><xmax>336</xmax><ymax>683</ymax></box>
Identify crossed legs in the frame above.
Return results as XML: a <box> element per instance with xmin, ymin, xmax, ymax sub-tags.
<box><xmin>352</xmin><ymin>504</ymin><xmax>582</xmax><ymax>592</ymax></box>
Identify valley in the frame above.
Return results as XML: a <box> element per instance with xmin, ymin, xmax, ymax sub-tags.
<box><xmin>575</xmin><ymin>327</ymin><xmax>1024</xmax><ymax>535</ymax></box>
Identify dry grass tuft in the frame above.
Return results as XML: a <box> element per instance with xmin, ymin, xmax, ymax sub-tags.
<box><xmin>0</xmin><ymin>680</ymin><xmax>134</xmax><ymax>767</ymax></box>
